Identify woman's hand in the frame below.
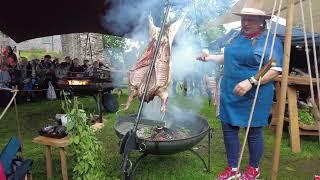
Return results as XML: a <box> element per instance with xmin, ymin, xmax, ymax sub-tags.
<box><xmin>233</xmin><ymin>79</ymin><xmax>252</xmax><ymax>96</ymax></box>
<box><xmin>196</xmin><ymin>54</ymin><xmax>208</xmax><ymax>62</ymax></box>
<box><xmin>196</xmin><ymin>49</ymin><xmax>209</xmax><ymax>62</ymax></box>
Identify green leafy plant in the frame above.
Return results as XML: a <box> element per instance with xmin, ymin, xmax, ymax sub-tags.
<box><xmin>62</xmin><ymin>96</ymin><xmax>105</xmax><ymax>180</ymax></box>
<box><xmin>298</xmin><ymin>108</ymin><xmax>315</xmax><ymax>125</ymax></box>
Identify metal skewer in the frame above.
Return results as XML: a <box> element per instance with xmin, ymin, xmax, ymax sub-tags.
<box><xmin>133</xmin><ymin>0</ymin><xmax>170</xmax><ymax>132</ymax></box>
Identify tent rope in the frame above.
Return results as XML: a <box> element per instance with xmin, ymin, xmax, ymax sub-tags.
<box><xmin>303</xmin><ymin>0</ymin><xmax>320</xmax><ymax>142</ymax></box>
<box><xmin>307</xmin><ymin>0</ymin><xmax>320</xmax><ymax>109</ymax></box>
<box><xmin>237</xmin><ymin>0</ymin><xmax>281</xmax><ymax>172</ymax></box>
<box><xmin>299</xmin><ymin>0</ymin><xmax>316</xmax><ymax>105</ymax></box>
<box><xmin>0</xmin><ymin>88</ymin><xmax>18</xmax><ymax>121</ymax></box>
<box><xmin>14</xmin><ymin>88</ymin><xmax>23</xmax><ymax>158</ymax></box>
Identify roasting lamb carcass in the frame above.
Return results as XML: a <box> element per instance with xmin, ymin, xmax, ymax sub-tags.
<box><xmin>121</xmin><ymin>14</ymin><xmax>185</xmax><ymax>112</ymax></box>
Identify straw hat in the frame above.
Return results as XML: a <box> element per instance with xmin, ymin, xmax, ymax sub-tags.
<box><xmin>233</xmin><ymin>0</ymin><xmax>271</xmax><ymax>19</ymax></box>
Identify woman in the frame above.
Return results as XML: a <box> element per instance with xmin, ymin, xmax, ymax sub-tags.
<box><xmin>197</xmin><ymin>2</ymin><xmax>283</xmax><ymax>180</ymax></box>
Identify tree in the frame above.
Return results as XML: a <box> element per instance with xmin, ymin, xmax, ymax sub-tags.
<box><xmin>185</xmin><ymin>0</ymin><xmax>235</xmax><ymax>45</ymax></box>
<box><xmin>102</xmin><ymin>34</ymin><xmax>125</xmax><ymax>49</ymax></box>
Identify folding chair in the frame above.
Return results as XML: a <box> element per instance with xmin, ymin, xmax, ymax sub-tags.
<box><xmin>0</xmin><ymin>136</ymin><xmax>32</xmax><ymax>180</ymax></box>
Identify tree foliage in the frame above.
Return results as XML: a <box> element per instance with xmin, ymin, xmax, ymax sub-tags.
<box><xmin>101</xmin><ymin>0</ymin><xmax>235</xmax><ymax>55</ymax></box>
<box><xmin>185</xmin><ymin>0</ymin><xmax>235</xmax><ymax>44</ymax></box>
<box><xmin>102</xmin><ymin>34</ymin><xmax>125</xmax><ymax>49</ymax></box>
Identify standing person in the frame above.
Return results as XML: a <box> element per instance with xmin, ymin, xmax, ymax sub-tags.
<box><xmin>0</xmin><ymin>46</ymin><xmax>14</xmax><ymax>65</ymax></box>
<box><xmin>197</xmin><ymin>1</ymin><xmax>283</xmax><ymax>179</ymax></box>
<box><xmin>0</xmin><ymin>63</ymin><xmax>11</xmax><ymax>107</ymax></box>
<box><xmin>6</xmin><ymin>53</ymin><xmax>21</xmax><ymax>88</ymax></box>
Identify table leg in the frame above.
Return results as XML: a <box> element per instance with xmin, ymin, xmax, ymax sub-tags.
<box><xmin>59</xmin><ymin>147</ymin><xmax>68</xmax><ymax>180</ymax></box>
<box><xmin>45</xmin><ymin>145</ymin><xmax>52</xmax><ymax>178</ymax></box>
<box><xmin>270</xmin><ymin>82</ymin><xmax>281</xmax><ymax>127</ymax></box>
<box><xmin>287</xmin><ymin>86</ymin><xmax>301</xmax><ymax>153</ymax></box>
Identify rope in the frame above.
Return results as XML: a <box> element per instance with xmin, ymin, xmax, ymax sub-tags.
<box><xmin>0</xmin><ymin>87</ymin><xmax>62</xmax><ymax>92</ymax></box>
<box><xmin>0</xmin><ymin>88</ymin><xmax>18</xmax><ymax>121</ymax></box>
<box><xmin>307</xmin><ymin>0</ymin><xmax>320</xmax><ymax>109</ymax></box>
<box><xmin>3</xmin><ymin>67</ymin><xmax>127</xmax><ymax>74</ymax></box>
<box><xmin>14</xmin><ymin>89</ymin><xmax>23</xmax><ymax>158</ymax></box>
<box><xmin>305</xmin><ymin>0</ymin><xmax>320</xmax><ymax>143</ymax></box>
<box><xmin>299</xmin><ymin>0</ymin><xmax>315</xmax><ymax>105</ymax></box>
<box><xmin>237</xmin><ymin>0</ymin><xmax>281</xmax><ymax>172</ymax></box>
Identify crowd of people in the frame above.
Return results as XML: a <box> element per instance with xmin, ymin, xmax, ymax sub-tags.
<box><xmin>0</xmin><ymin>46</ymin><xmax>109</xmax><ymax>106</ymax></box>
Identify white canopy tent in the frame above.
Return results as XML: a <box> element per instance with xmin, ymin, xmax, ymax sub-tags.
<box><xmin>212</xmin><ymin>0</ymin><xmax>320</xmax><ymax>32</ymax></box>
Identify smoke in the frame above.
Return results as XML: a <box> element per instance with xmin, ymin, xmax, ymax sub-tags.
<box><xmin>101</xmin><ymin>0</ymin><xmax>160</xmax><ymax>36</ymax></box>
<box><xmin>101</xmin><ymin>0</ymin><xmax>164</xmax><ymax>87</ymax></box>
<box><xmin>141</xmin><ymin>97</ymin><xmax>201</xmax><ymax>129</ymax></box>
<box><xmin>139</xmin><ymin>25</ymin><xmax>210</xmax><ymax>123</ymax></box>
<box><xmin>101</xmin><ymin>0</ymin><xmax>216</xmax><ymax>121</ymax></box>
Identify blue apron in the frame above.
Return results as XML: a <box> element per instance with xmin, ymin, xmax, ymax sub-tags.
<box><xmin>219</xmin><ymin>31</ymin><xmax>283</xmax><ymax>127</ymax></box>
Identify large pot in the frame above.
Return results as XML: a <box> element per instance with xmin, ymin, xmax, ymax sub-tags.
<box><xmin>114</xmin><ymin>113</ymin><xmax>210</xmax><ymax>155</ymax></box>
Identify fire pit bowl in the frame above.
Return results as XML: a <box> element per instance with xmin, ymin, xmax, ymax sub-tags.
<box><xmin>114</xmin><ymin>112</ymin><xmax>210</xmax><ymax>155</ymax></box>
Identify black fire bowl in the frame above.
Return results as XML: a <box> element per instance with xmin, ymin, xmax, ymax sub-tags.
<box><xmin>114</xmin><ymin>113</ymin><xmax>210</xmax><ymax>155</ymax></box>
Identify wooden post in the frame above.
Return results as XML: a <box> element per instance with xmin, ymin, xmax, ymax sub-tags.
<box><xmin>287</xmin><ymin>86</ymin><xmax>301</xmax><ymax>152</ymax></box>
<box><xmin>271</xmin><ymin>0</ymin><xmax>295</xmax><ymax>179</ymax></box>
<box><xmin>59</xmin><ymin>147</ymin><xmax>68</xmax><ymax>180</ymax></box>
<box><xmin>45</xmin><ymin>145</ymin><xmax>52</xmax><ymax>178</ymax></box>
<box><xmin>270</xmin><ymin>82</ymin><xmax>281</xmax><ymax>126</ymax></box>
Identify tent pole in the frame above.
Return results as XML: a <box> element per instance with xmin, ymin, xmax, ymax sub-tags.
<box><xmin>271</xmin><ymin>0</ymin><xmax>295</xmax><ymax>179</ymax></box>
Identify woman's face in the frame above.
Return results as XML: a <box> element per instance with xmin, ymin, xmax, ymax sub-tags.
<box><xmin>241</xmin><ymin>15</ymin><xmax>264</xmax><ymax>34</ymax></box>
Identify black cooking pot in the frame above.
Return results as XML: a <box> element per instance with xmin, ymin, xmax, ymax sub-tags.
<box><xmin>114</xmin><ymin>113</ymin><xmax>210</xmax><ymax>155</ymax></box>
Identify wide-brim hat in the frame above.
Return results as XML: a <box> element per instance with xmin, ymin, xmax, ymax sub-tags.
<box><xmin>232</xmin><ymin>0</ymin><xmax>271</xmax><ymax>19</ymax></box>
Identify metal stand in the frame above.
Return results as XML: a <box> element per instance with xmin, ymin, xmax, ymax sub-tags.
<box><xmin>92</xmin><ymin>91</ymin><xmax>103</xmax><ymax>122</ymax></box>
<box><xmin>120</xmin><ymin>1</ymin><xmax>171</xmax><ymax>179</ymax></box>
<box><xmin>189</xmin><ymin>128</ymin><xmax>212</xmax><ymax>172</ymax></box>
<box><xmin>123</xmin><ymin>128</ymin><xmax>213</xmax><ymax>179</ymax></box>
<box><xmin>124</xmin><ymin>153</ymin><xmax>148</xmax><ymax>180</ymax></box>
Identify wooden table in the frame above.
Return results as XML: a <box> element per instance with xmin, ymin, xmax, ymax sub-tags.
<box><xmin>33</xmin><ymin>136</ymin><xmax>69</xmax><ymax>180</ymax></box>
<box><xmin>271</xmin><ymin>75</ymin><xmax>319</xmax><ymax>153</ymax></box>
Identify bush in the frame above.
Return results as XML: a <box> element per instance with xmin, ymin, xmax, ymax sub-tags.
<box><xmin>62</xmin><ymin>96</ymin><xmax>105</xmax><ymax>180</ymax></box>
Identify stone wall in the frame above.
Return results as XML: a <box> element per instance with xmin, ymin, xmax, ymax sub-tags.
<box><xmin>61</xmin><ymin>33</ymin><xmax>82</xmax><ymax>59</ymax></box>
<box><xmin>0</xmin><ymin>31</ymin><xmax>106</xmax><ymax>64</ymax></box>
<box><xmin>61</xmin><ymin>33</ymin><xmax>107</xmax><ymax>64</ymax></box>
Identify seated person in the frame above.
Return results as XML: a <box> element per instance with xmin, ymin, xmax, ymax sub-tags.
<box><xmin>85</xmin><ymin>61</ymin><xmax>100</xmax><ymax>77</ymax></box>
<box><xmin>19</xmin><ymin>57</ymin><xmax>33</xmax><ymax>101</ymax></box>
<box><xmin>0</xmin><ymin>63</ymin><xmax>11</xmax><ymax>89</ymax></box>
<box><xmin>40</xmin><ymin>55</ymin><xmax>53</xmax><ymax>70</ymax></box>
<box><xmin>82</xmin><ymin>59</ymin><xmax>90</xmax><ymax>71</ymax></box>
<box><xmin>69</xmin><ymin>58</ymin><xmax>84</xmax><ymax>77</ymax></box>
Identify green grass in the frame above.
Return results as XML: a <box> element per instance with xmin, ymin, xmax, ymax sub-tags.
<box><xmin>0</xmin><ymin>93</ymin><xmax>320</xmax><ymax>179</ymax></box>
<box><xmin>18</xmin><ymin>49</ymin><xmax>62</xmax><ymax>60</ymax></box>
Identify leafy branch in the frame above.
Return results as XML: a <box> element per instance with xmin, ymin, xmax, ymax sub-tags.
<box><xmin>62</xmin><ymin>95</ymin><xmax>105</xmax><ymax>180</ymax></box>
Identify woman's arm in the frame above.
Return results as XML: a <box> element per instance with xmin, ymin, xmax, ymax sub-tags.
<box><xmin>259</xmin><ymin>69</ymin><xmax>280</xmax><ymax>84</ymax></box>
<box><xmin>205</xmin><ymin>54</ymin><xmax>224</xmax><ymax>64</ymax></box>
<box><xmin>233</xmin><ymin>69</ymin><xmax>280</xmax><ymax>96</ymax></box>
<box><xmin>197</xmin><ymin>54</ymin><xmax>224</xmax><ymax>64</ymax></box>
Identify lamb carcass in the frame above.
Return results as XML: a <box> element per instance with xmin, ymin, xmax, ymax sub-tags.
<box><xmin>121</xmin><ymin>14</ymin><xmax>185</xmax><ymax>112</ymax></box>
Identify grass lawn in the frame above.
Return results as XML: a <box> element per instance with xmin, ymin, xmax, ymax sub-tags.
<box><xmin>0</xmin><ymin>93</ymin><xmax>320</xmax><ymax>179</ymax></box>
<box><xmin>19</xmin><ymin>49</ymin><xmax>62</xmax><ymax>60</ymax></box>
